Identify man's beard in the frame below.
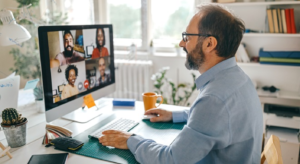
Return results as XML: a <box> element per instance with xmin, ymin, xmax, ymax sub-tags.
<box><xmin>64</xmin><ymin>45</ymin><xmax>73</xmax><ymax>57</ymax></box>
<box><xmin>184</xmin><ymin>40</ymin><xmax>205</xmax><ymax>70</ymax></box>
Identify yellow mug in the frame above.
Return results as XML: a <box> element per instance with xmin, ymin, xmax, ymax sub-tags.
<box><xmin>142</xmin><ymin>92</ymin><xmax>164</xmax><ymax>111</ymax></box>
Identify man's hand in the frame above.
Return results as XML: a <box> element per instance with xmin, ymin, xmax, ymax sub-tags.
<box><xmin>144</xmin><ymin>108</ymin><xmax>172</xmax><ymax>122</ymax></box>
<box><xmin>99</xmin><ymin>130</ymin><xmax>132</xmax><ymax>149</ymax></box>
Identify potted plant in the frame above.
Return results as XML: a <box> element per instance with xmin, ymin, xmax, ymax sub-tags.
<box><xmin>148</xmin><ymin>40</ymin><xmax>155</xmax><ymax>55</ymax></box>
<box><xmin>1</xmin><ymin>108</ymin><xmax>28</xmax><ymax>148</ymax></box>
<box><xmin>34</xmin><ymin>85</ymin><xmax>45</xmax><ymax>113</ymax></box>
<box><xmin>174</xmin><ymin>44</ymin><xmax>181</xmax><ymax>56</ymax></box>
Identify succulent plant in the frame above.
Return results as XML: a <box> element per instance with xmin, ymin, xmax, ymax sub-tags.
<box><xmin>1</xmin><ymin>108</ymin><xmax>27</xmax><ymax>126</ymax></box>
<box><xmin>34</xmin><ymin>85</ymin><xmax>43</xmax><ymax>100</ymax></box>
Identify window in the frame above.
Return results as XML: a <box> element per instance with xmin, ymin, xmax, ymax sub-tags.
<box><xmin>151</xmin><ymin>0</ymin><xmax>195</xmax><ymax>49</ymax></box>
<box><xmin>108</xmin><ymin>0</ymin><xmax>196</xmax><ymax>52</ymax></box>
<box><xmin>63</xmin><ymin>0</ymin><xmax>94</xmax><ymax>25</ymax></box>
<box><xmin>108</xmin><ymin>0</ymin><xmax>142</xmax><ymax>48</ymax></box>
<box><xmin>42</xmin><ymin>0</ymin><xmax>197</xmax><ymax>53</ymax></box>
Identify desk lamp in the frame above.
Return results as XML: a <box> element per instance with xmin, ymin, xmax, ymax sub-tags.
<box><xmin>0</xmin><ymin>4</ymin><xmax>43</xmax><ymax>46</ymax></box>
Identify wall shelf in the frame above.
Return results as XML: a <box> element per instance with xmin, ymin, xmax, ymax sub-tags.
<box><xmin>216</xmin><ymin>1</ymin><xmax>300</xmax><ymax>6</ymax></box>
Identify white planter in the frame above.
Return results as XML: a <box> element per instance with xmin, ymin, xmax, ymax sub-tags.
<box><xmin>175</xmin><ymin>48</ymin><xmax>181</xmax><ymax>56</ymax></box>
<box><xmin>35</xmin><ymin>100</ymin><xmax>45</xmax><ymax>113</ymax></box>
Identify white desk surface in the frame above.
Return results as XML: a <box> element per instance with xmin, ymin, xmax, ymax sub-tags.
<box><xmin>0</xmin><ymin>99</ymin><xmax>186</xmax><ymax>164</ymax></box>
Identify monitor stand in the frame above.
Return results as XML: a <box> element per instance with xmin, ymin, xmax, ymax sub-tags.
<box><xmin>62</xmin><ymin>99</ymin><xmax>110</xmax><ymax>123</ymax></box>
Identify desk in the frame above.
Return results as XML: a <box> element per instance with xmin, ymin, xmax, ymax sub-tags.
<box><xmin>0</xmin><ymin>99</ymin><xmax>186</xmax><ymax>164</ymax></box>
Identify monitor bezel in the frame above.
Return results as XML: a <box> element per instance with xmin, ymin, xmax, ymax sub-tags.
<box><xmin>38</xmin><ymin>24</ymin><xmax>115</xmax><ymax>122</ymax></box>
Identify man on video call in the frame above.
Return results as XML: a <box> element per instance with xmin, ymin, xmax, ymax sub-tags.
<box><xmin>99</xmin><ymin>4</ymin><xmax>263</xmax><ymax>164</ymax></box>
<box><xmin>98</xmin><ymin>57</ymin><xmax>111</xmax><ymax>85</ymax></box>
<box><xmin>53</xmin><ymin>30</ymin><xmax>85</xmax><ymax>66</ymax></box>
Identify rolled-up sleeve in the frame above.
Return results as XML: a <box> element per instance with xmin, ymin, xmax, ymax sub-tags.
<box><xmin>127</xmin><ymin>94</ymin><xmax>231</xmax><ymax>164</ymax></box>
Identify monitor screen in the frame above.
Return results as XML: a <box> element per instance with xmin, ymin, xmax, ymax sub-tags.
<box><xmin>38</xmin><ymin>25</ymin><xmax>115</xmax><ymax>122</ymax></box>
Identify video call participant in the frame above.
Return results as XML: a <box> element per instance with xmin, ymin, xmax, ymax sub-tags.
<box><xmin>92</xmin><ymin>28</ymin><xmax>109</xmax><ymax>59</ymax></box>
<box><xmin>52</xmin><ymin>30</ymin><xmax>85</xmax><ymax>67</ymax></box>
<box><xmin>98</xmin><ymin>58</ymin><xmax>111</xmax><ymax>85</ymax></box>
<box><xmin>61</xmin><ymin>65</ymin><xmax>79</xmax><ymax>100</ymax></box>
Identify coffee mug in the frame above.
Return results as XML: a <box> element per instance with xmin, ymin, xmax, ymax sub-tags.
<box><xmin>142</xmin><ymin>92</ymin><xmax>164</xmax><ymax>111</ymax></box>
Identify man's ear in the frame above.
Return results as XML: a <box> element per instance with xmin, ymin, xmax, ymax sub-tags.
<box><xmin>203</xmin><ymin>37</ymin><xmax>217</xmax><ymax>53</ymax></box>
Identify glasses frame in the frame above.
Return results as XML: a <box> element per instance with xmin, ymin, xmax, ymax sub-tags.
<box><xmin>182</xmin><ymin>32</ymin><xmax>215</xmax><ymax>42</ymax></box>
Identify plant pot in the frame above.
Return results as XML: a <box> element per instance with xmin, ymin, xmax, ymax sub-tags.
<box><xmin>1</xmin><ymin>119</ymin><xmax>28</xmax><ymax>148</ymax></box>
<box><xmin>35</xmin><ymin>99</ymin><xmax>45</xmax><ymax>113</ymax></box>
<box><xmin>175</xmin><ymin>48</ymin><xmax>181</xmax><ymax>56</ymax></box>
<box><xmin>148</xmin><ymin>47</ymin><xmax>155</xmax><ymax>55</ymax></box>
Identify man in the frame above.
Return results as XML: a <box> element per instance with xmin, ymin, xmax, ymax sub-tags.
<box><xmin>54</xmin><ymin>30</ymin><xmax>85</xmax><ymax>66</ymax></box>
<box><xmin>98</xmin><ymin>57</ymin><xmax>111</xmax><ymax>85</ymax></box>
<box><xmin>99</xmin><ymin>4</ymin><xmax>263</xmax><ymax>164</ymax></box>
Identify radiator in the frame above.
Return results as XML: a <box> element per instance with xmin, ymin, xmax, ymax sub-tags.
<box><xmin>109</xmin><ymin>59</ymin><xmax>153</xmax><ymax>101</ymax></box>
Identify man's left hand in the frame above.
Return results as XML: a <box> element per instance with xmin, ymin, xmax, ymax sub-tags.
<box><xmin>99</xmin><ymin>130</ymin><xmax>133</xmax><ymax>149</ymax></box>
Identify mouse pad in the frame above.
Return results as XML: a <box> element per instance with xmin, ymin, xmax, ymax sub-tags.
<box><xmin>68</xmin><ymin>119</ymin><xmax>186</xmax><ymax>164</ymax></box>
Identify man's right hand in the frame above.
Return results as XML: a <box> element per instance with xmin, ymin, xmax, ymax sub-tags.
<box><xmin>144</xmin><ymin>108</ymin><xmax>172</xmax><ymax>122</ymax></box>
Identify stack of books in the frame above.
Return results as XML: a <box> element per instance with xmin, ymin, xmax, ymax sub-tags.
<box><xmin>267</xmin><ymin>8</ymin><xmax>297</xmax><ymax>33</ymax></box>
<box><xmin>42</xmin><ymin>124</ymin><xmax>73</xmax><ymax>145</ymax></box>
<box><xmin>259</xmin><ymin>48</ymin><xmax>300</xmax><ymax>66</ymax></box>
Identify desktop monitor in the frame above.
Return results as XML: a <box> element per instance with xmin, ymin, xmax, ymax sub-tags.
<box><xmin>38</xmin><ymin>25</ymin><xmax>115</xmax><ymax>123</ymax></box>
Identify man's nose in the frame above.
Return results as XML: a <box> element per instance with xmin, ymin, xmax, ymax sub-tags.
<box><xmin>179</xmin><ymin>40</ymin><xmax>185</xmax><ymax>48</ymax></box>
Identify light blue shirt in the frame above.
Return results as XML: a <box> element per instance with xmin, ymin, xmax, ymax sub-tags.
<box><xmin>128</xmin><ymin>57</ymin><xmax>263</xmax><ymax>164</ymax></box>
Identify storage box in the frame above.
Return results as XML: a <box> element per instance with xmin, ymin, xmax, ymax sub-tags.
<box><xmin>259</xmin><ymin>48</ymin><xmax>300</xmax><ymax>59</ymax></box>
<box><xmin>265</xmin><ymin>126</ymin><xmax>300</xmax><ymax>164</ymax></box>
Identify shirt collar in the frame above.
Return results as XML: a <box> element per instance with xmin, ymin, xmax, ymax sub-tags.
<box><xmin>195</xmin><ymin>57</ymin><xmax>237</xmax><ymax>90</ymax></box>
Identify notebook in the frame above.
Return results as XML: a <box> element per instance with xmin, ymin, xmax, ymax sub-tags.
<box><xmin>27</xmin><ymin>153</ymin><xmax>68</xmax><ymax>164</ymax></box>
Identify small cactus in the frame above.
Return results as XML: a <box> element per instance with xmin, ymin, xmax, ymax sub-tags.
<box><xmin>1</xmin><ymin>108</ymin><xmax>27</xmax><ymax>126</ymax></box>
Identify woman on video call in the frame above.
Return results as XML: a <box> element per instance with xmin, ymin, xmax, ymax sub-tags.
<box><xmin>92</xmin><ymin>28</ymin><xmax>109</xmax><ymax>59</ymax></box>
<box><xmin>61</xmin><ymin>65</ymin><xmax>79</xmax><ymax>99</ymax></box>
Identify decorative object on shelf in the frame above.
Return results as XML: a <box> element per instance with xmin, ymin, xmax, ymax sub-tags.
<box><xmin>148</xmin><ymin>40</ymin><xmax>155</xmax><ymax>55</ymax></box>
<box><xmin>0</xmin><ymin>141</ymin><xmax>12</xmax><ymax>159</ymax></box>
<box><xmin>1</xmin><ymin>108</ymin><xmax>28</xmax><ymax>148</ymax></box>
<box><xmin>151</xmin><ymin>67</ymin><xmax>196</xmax><ymax>106</ymax></box>
<box><xmin>262</xmin><ymin>85</ymin><xmax>280</xmax><ymax>93</ymax></box>
<box><xmin>235</xmin><ymin>44</ymin><xmax>250</xmax><ymax>63</ymax></box>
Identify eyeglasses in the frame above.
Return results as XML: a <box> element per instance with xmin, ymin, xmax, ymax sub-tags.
<box><xmin>182</xmin><ymin>32</ymin><xmax>215</xmax><ymax>42</ymax></box>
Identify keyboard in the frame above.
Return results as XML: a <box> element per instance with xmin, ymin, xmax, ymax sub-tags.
<box><xmin>88</xmin><ymin>118</ymin><xmax>139</xmax><ymax>139</ymax></box>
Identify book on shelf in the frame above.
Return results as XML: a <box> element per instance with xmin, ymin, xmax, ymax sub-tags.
<box><xmin>267</xmin><ymin>9</ymin><xmax>274</xmax><ymax>33</ymax></box>
<box><xmin>28</xmin><ymin>153</ymin><xmax>69</xmax><ymax>164</ymax></box>
<box><xmin>272</xmin><ymin>9</ymin><xmax>279</xmax><ymax>33</ymax></box>
<box><xmin>42</xmin><ymin>124</ymin><xmax>73</xmax><ymax>145</ymax></box>
<box><xmin>281</xmin><ymin>9</ymin><xmax>287</xmax><ymax>33</ymax></box>
<box><xmin>235</xmin><ymin>44</ymin><xmax>250</xmax><ymax>63</ymax></box>
<box><xmin>290</xmin><ymin>8</ymin><xmax>296</xmax><ymax>33</ymax></box>
<box><xmin>285</xmin><ymin>9</ymin><xmax>292</xmax><ymax>33</ymax></box>
<box><xmin>277</xmin><ymin>9</ymin><xmax>283</xmax><ymax>33</ymax></box>
<box><xmin>260</xmin><ymin>57</ymin><xmax>300</xmax><ymax>64</ymax></box>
